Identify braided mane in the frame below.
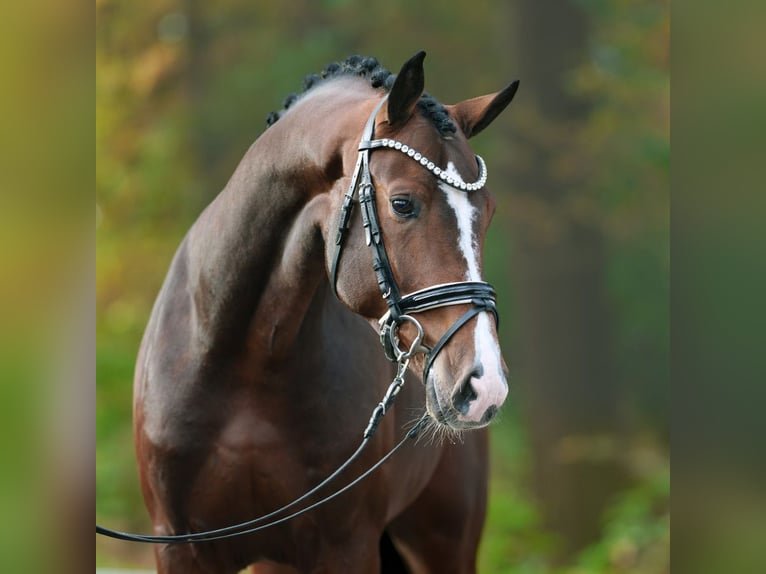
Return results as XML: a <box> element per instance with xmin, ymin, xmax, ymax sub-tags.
<box><xmin>265</xmin><ymin>55</ymin><xmax>457</xmax><ymax>137</ymax></box>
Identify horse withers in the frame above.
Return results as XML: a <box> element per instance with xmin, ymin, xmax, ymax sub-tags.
<box><xmin>133</xmin><ymin>52</ymin><xmax>518</xmax><ymax>573</ymax></box>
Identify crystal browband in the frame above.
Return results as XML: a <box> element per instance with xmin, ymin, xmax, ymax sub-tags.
<box><xmin>358</xmin><ymin>138</ymin><xmax>488</xmax><ymax>192</ymax></box>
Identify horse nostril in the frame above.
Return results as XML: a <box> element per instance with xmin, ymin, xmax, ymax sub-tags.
<box><xmin>451</xmin><ymin>368</ymin><xmax>480</xmax><ymax>415</ymax></box>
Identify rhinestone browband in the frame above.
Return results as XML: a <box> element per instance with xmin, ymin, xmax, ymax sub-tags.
<box><xmin>359</xmin><ymin>138</ymin><xmax>488</xmax><ymax>192</ymax></box>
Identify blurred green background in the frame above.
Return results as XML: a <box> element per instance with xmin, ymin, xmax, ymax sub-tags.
<box><xmin>96</xmin><ymin>0</ymin><xmax>668</xmax><ymax>571</ymax></box>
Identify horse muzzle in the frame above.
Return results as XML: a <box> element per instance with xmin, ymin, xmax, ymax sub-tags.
<box><xmin>423</xmin><ymin>311</ymin><xmax>508</xmax><ymax>430</ymax></box>
<box><xmin>426</xmin><ymin>370</ymin><xmax>508</xmax><ymax>430</ymax></box>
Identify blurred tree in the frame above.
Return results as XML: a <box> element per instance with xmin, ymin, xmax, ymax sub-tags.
<box><xmin>503</xmin><ymin>0</ymin><xmax>627</xmax><ymax>558</ymax></box>
<box><xmin>497</xmin><ymin>0</ymin><xmax>669</xmax><ymax>560</ymax></box>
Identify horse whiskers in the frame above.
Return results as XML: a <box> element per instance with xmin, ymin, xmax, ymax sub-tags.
<box><xmin>403</xmin><ymin>409</ymin><xmax>428</xmax><ymax>429</ymax></box>
<box><xmin>411</xmin><ymin>413</ymin><xmax>465</xmax><ymax>447</ymax></box>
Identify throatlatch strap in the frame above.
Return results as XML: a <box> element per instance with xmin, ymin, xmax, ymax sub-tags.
<box><xmin>329</xmin><ymin>154</ymin><xmax>363</xmax><ymax>295</ymax></box>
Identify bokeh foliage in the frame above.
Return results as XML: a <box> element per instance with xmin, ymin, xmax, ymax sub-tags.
<box><xmin>97</xmin><ymin>1</ymin><xmax>668</xmax><ymax>571</ymax></box>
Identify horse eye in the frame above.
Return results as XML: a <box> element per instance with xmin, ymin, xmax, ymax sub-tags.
<box><xmin>391</xmin><ymin>197</ymin><xmax>416</xmax><ymax>218</ymax></box>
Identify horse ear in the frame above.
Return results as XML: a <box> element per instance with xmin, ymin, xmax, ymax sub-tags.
<box><xmin>449</xmin><ymin>80</ymin><xmax>520</xmax><ymax>139</ymax></box>
<box><xmin>385</xmin><ymin>51</ymin><xmax>426</xmax><ymax>127</ymax></box>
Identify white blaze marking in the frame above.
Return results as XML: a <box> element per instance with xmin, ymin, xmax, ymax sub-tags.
<box><xmin>439</xmin><ymin>162</ymin><xmax>507</xmax><ymax>420</ymax></box>
<box><xmin>440</xmin><ymin>163</ymin><xmax>482</xmax><ymax>282</ymax></box>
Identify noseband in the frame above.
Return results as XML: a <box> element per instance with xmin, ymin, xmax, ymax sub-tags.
<box><xmin>329</xmin><ymin>96</ymin><xmax>499</xmax><ymax>384</ymax></box>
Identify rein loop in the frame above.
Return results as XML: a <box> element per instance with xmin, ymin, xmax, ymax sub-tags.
<box><xmin>97</xmin><ymin>350</ymin><xmax>428</xmax><ymax>544</ymax></box>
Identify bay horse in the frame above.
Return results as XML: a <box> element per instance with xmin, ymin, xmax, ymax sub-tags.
<box><xmin>133</xmin><ymin>52</ymin><xmax>518</xmax><ymax>573</ymax></box>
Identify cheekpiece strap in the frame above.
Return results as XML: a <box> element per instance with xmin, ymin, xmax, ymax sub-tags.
<box><xmin>329</xmin><ymin>97</ymin><xmax>389</xmax><ymax>298</ymax></box>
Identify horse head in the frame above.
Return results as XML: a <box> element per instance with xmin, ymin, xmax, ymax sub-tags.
<box><xmin>326</xmin><ymin>52</ymin><xmax>518</xmax><ymax>430</ymax></box>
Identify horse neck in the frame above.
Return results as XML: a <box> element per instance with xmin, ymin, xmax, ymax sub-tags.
<box><xmin>183</xmin><ymin>86</ymin><xmax>370</xmax><ymax>365</ymax></box>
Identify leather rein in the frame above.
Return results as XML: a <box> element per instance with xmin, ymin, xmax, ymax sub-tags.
<box><xmin>96</xmin><ymin>95</ymin><xmax>498</xmax><ymax>544</ymax></box>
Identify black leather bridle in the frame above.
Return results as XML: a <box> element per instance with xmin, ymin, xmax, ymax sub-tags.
<box><xmin>329</xmin><ymin>96</ymin><xmax>499</xmax><ymax>384</ymax></box>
